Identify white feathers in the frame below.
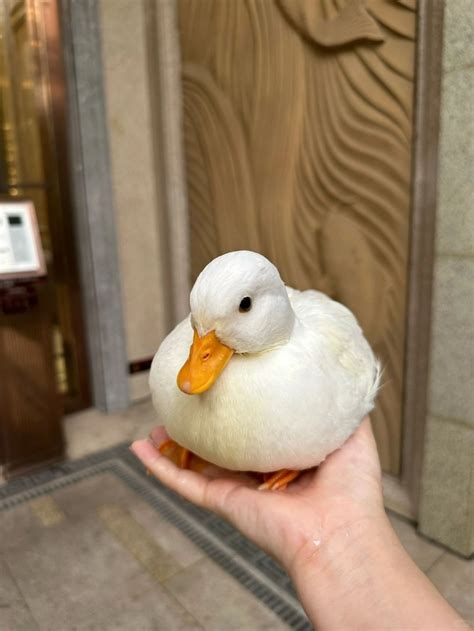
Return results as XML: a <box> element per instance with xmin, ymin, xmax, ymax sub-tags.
<box><xmin>149</xmin><ymin>250</ymin><xmax>380</xmax><ymax>472</ymax></box>
<box><xmin>190</xmin><ymin>251</ymin><xmax>295</xmax><ymax>353</ymax></box>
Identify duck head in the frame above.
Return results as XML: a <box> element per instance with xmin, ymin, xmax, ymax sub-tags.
<box><xmin>177</xmin><ymin>250</ymin><xmax>295</xmax><ymax>394</ymax></box>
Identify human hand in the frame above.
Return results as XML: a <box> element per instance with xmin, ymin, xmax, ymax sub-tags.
<box><xmin>130</xmin><ymin>416</ymin><xmax>385</xmax><ymax>575</ymax></box>
<box><xmin>131</xmin><ymin>421</ymin><xmax>467</xmax><ymax>629</ymax></box>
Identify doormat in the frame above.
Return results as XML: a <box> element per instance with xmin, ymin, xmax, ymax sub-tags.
<box><xmin>0</xmin><ymin>443</ymin><xmax>311</xmax><ymax>630</ymax></box>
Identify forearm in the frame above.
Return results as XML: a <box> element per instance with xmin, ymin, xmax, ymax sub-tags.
<box><xmin>289</xmin><ymin>513</ymin><xmax>466</xmax><ymax>630</ymax></box>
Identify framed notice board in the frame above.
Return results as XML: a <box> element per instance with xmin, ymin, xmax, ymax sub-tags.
<box><xmin>0</xmin><ymin>200</ymin><xmax>46</xmax><ymax>281</ymax></box>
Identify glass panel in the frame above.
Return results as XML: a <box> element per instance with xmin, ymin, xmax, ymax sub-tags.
<box><xmin>0</xmin><ymin>0</ymin><xmax>68</xmax><ymax>396</ymax></box>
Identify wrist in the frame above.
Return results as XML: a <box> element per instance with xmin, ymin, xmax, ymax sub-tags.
<box><xmin>288</xmin><ymin>500</ymin><xmax>389</xmax><ymax>577</ymax></box>
<box><xmin>289</xmin><ymin>512</ymin><xmax>466</xmax><ymax>631</ymax></box>
<box><xmin>288</xmin><ymin>509</ymin><xmax>395</xmax><ymax>626</ymax></box>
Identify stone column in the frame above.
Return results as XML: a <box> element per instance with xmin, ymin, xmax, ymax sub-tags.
<box><xmin>419</xmin><ymin>0</ymin><xmax>474</xmax><ymax>557</ymax></box>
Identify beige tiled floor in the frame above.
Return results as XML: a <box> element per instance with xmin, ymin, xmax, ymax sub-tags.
<box><xmin>62</xmin><ymin>400</ymin><xmax>474</xmax><ymax>627</ymax></box>
<box><xmin>1</xmin><ymin>399</ymin><xmax>472</xmax><ymax>630</ymax></box>
<box><xmin>0</xmin><ymin>466</ymin><xmax>289</xmax><ymax>630</ymax></box>
<box><xmin>164</xmin><ymin>558</ymin><xmax>288</xmax><ymax>630</ymax></box>
<box><xmin>63</xmin><ymin>397</ymin><xmax>157</xmax><ymax>460</ymax></box>
<box><xmin>387</xmin><ymin>513</ymin><xmax>474</xmax><ymax>624</ymax></box>
<box><xmin>0</xmin><ymin>475</ymin><xmax>204</xmax><ymax>630</ymax></box>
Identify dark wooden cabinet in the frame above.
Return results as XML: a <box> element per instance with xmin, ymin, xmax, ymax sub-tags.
<box><xmin>0</xmin><ymin>281</ymin><xmax>63</xmax><ymax>477</ymax></box>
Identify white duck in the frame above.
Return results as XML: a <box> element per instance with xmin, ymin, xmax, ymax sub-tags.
<box><xmin>150</xmin><ymin>251</ymin><xmax>380</xmax><ymax>490</ymax></box>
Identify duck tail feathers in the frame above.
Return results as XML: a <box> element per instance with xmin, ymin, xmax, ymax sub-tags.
<box><xmin>366</xmin><ymin>358</ymin><xmax>383</xmax><ymax>406</ymax></box>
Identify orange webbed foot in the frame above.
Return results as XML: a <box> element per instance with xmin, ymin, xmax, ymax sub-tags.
<box><xmin>258</xmin><ymin>469</ymin><xmax>301</xmax><ymax>491</ymax></box>
<box><xmin>150</xmin><ymin>436</ymin><xmax>192</xmax><ymax>469</ymax></box>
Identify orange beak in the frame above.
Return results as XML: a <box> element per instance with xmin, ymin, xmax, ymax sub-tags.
<box><xmin>177</xmin><ymin>329</ymin><xmax>234</xmax><ymax>395</ymax></box>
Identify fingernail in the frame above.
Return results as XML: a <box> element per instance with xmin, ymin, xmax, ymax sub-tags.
<box><xmin>147</xmin><ymin>434</ymin><xmax>159</xmax><ymax>449</ymax></box>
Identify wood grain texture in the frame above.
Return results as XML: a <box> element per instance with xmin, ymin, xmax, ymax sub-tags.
<box><xmin>178</xmin><ymin>0</ymin><xmax>416</xmax><ymax>474</ymax></box>
<box><xmin>0</xmin><ymin>284</ymin><xmax>63</xmax><ymax>475</ymax></box>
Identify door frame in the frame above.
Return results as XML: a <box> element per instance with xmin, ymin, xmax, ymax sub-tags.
<box><xmin>151</xmin><ymin>0</ymin><xmax>445</xmax><ymax>519</ymax></box>
<box><xmin>31</xmin><ymin>0</ymin><xmax>91</xmax><ymax>412</ymax></box>
<box><xmin>59</xmin><ymin>0</ymin><xmax>130</xmax><ymax>412</ymax></box>
<box><xmin>0</xmin><ymin>0</ymin><xmax>92</xmax><ymax>412</ymax></box>
<box><xmin>61</xmin><ymin>0</ymin><xmax>445</xmax><ymax>517</ymax></box>
<box><xmin>399</xmin><ymin>0</ymin><xmax>445</xmax><ymax>516</ymax></box>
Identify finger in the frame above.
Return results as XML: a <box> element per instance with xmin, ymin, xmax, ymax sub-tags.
<box><xmin>130</xmin><ymin>439</ymin><xmax>261</xmax><ymax>519</ymax></box>
<box><xmin>352</xmin><ymin>416</ymin><xmax>379</xmax><ymax>458</ymax></box>
<box><xmin>286</xmin><ymin>468</ymin><xmax>316</xmax><ymax>493</ymax></box>
<box><xmin>358</xmin><ymin>416</ymin><xmax>374</xmax><ymax>439</ymax></box>
<box><xmin>131</xmin><ymin>439</ymin><xmax>247</xmax><ymax>511</ymax></box>
<box><xmin>199</xmin><ymin>463</ymin><xmax>260</xmax><ymax>485</ymax></box>
<box><xmin>146</xmin><ymin>429</ymin><xmax>259</xmax><ymax>485</ymax></box>
<box><xmin>149</xmin><ymin>426</ymin><xmax>169</xmax><ymax>447</ymax></box>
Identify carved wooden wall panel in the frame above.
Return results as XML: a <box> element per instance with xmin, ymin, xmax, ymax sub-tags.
<box><xmin>178</xmin><ymin>0</ymin><xmax>416</xmax><ymax>474</ymax></box>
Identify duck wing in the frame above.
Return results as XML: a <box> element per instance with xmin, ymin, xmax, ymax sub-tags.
<box><xmin>286</xmin><ymin>285</ymin><xmax>381</xmax><ymax>414</ymax></box>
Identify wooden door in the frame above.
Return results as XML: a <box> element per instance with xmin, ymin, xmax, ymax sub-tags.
<box><xmin>177</xmin><ymin>0</ymin><xmax>417</xmax><ymax>474</ymax></box>
<box><xmin>0</xmin><ymin>0</ymin><xmax>90</xmax><ymax>412</ymax></box>
<box><xmin>0</xmin><ymin>282</ymin><xmax>63</xmax><ymax>475</ymax></box>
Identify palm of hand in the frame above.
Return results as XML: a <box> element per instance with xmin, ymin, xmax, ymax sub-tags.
<box><xmin>131</xmin><ymin>417</ymin><xmax>382</xmax><ymax>572</ymax></box>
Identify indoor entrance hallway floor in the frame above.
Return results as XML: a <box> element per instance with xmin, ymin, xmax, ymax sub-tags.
<box><xmin>0</xmin><ymin>399</ymin><xmax>472</xmax><ymax>630</ymax></box>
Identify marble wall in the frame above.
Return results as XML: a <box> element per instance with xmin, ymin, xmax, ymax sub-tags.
<box><xmin>99</xmin><ymin>0</ymin><xmax>169</xmax><ymax>400</ymax></box>
<box><xmin>419</xmin><ymin>0</ymin><xmax>474</xmax><ymax>557</ymax></box>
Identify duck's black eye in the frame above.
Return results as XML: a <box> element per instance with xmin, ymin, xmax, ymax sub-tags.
<box><xmin>239</xmin><ymin>296</ymin><xmax>252</xmax><ymax>313</ymax></box>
